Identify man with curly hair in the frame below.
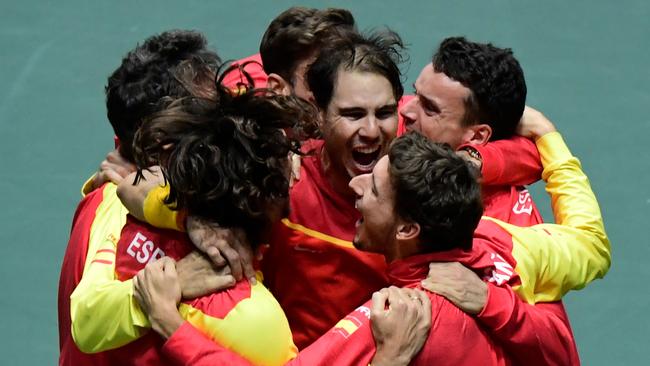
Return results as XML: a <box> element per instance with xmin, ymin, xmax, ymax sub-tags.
<box><xmin>95</xmin><ymin>87</ymin><xmax>309</xmax><ymax>365</ymax></box>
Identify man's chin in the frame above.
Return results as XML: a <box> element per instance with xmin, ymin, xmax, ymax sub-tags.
<box><xmin>353</xmin><ymin>237</ymin><xmax>377</xmax><ymax>254</ymax></box>
<box><xmin>352</xmin><ymin>237</ymin><xmax>367</xmax><ymax>251</ymax></box>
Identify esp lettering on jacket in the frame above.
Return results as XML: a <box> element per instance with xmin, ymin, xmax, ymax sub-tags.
<box><xmin>115</xmin><ymin>215</ymin><xmax>192</xmax><ymax>281</ymax></box>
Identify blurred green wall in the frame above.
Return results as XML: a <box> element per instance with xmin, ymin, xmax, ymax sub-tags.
<box><xmin>1</xmin><ymin>1</ymin><xmax>647</xmax><ymax>364</ymax></box>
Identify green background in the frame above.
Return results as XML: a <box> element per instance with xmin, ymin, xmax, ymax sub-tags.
<box><xmin>1</xmin><ymin>1</ymin><xmax>648</xmax><ymax>364</ymax></box>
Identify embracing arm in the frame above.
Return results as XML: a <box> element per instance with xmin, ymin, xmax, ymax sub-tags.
<box><xmin>71</xmin><ymin>243</ymin><xmax>233</xmax><ymax>352</ymax></box>
<box><xmin>422</xmin><ymin>262</ymin><xmax>578</xmax><ymax>366</ymax></box>
<box><xmin>460</xmin><ymin>136</ymin><xmax>542</xmax><ymax>186</ymax></box>
<box><xmin>157</xmin><ymin>287</ymin><xmax>431</xmax><ymax>366</ymax></box>
<box><xmin>504</xmin><ymin>130</ymin><xmax>610</xmax><ymax>302</ymax></box>
<box><xmin>70</xmin><ymin>240</ymin><xmax>149</xmax><ymax>352</ymax></box>
<box><xmin>476</xmin><ymin>285</ymin><xmax>578</xmax><ymax>366</ymax></box>
<box><xmin>117</xmin><ymin>169</ymin><xmax>255</xmax><ymax>282</ymax></box>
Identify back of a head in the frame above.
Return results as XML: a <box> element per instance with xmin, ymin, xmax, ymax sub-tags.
<box><xmin>106</xmin><ymin>30</ymin><xmax>221</xmax><ymax>162</ymax></box>
<box><xmin>433</xmin><ymin>36</ymin><xmax>526</xmax><ymax>140</ymax></box>
<box><xmin>389</xmin><ymin>132</ymin><xmax>483</xmax><ymax>251</ymax></box>
<box><xmin>132</xmin><ymin>84</ymin><xmax>317</xmax><ymax>245</ymax></box>
<box><xmin>260</xmin><ymin>7</ymin><xmax>356</xmax><ymax>82</ymax></box>
<box><xmin>307</xmin><ymin>29</ymin><xmax>405</xmax><ymax>111</ymax></box>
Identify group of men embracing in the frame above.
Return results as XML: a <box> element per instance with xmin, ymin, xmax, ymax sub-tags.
<box><xmin>58</xmin><ymin>6</ymin><xmax>610</xmax><ymax>366</ymax></box>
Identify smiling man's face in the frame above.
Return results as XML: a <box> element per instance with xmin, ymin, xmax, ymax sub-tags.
<box><xmin>348</xmin><ymin>155</ymin><xmax>398</xmax><ymax>255</ymax></box>
<box><xmin>321</xmin><ymin>69</ymin><xmax>398</xmax><ymax>182</ymax></box>
<box><xmin>400</xmin><ymin>63</ymin><xmax>475</xmax><ymax>149</ymax></box>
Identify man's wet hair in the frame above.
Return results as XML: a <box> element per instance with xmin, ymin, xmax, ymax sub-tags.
<box><xmin>307</xmin><ymin>29</ymin><xmax>405</xmax><ymax>111</ymax></box>
<box><xmin>132</xmin><ymin>83</ymin><xmax>317</xmax><ymax>245</ymax></box>
<box><xmin>106</xmin><ymin>30</ymin><xmax>221</xmax><ymax>162</ymax></box>
<box><xmin>260</xmin><ymin>7</ymin><xmax>356</xmax><ymax>83</ymax></box>
<box><xmin>433</xmin><ymin>36</ymin><xmax>527</xmax><ymax>140</ymax></box>
<box><xmin>388</xmin><ymin>132</ymin><xmax>483</xmax><ymax>251</ymax></box>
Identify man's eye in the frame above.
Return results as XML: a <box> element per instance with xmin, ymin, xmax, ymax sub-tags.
<box><xmin>343</xmin><ymin>112</ymin><xmax>364</xmax><ymax>120</ymax></box>
<box><xmin>377</xmin><ymin>111</ymin><xmax>397</xmax><ymax>120</ymax></box>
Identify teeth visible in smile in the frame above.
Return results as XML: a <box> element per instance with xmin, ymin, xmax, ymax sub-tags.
<box><xmin>353</xmin><ymin>146</ymin><xmax>380</xmax><ymax>154</ymax></box>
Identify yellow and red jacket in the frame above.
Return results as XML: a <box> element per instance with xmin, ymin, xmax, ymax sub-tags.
<box><xmin>58</xmin><ymin>182</ymin><xmax>127</xmax><ymax>366</ymax></box>
<box><xmin>159</xmin><ymin>132</ymin><xmax>609</xmax><ymax>365</ymax></box>
<box><xmin>100</xmin><ymin>216</ymin><xmax>297</xmax><ymax>366</ymax></box>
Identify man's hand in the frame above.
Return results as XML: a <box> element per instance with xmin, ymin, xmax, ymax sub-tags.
<box><xmin>116</xmin><ymin>166</ymin><xmax>165</xmax><ymax>222</ymax></box>
<box><xmin>421</xmin><ymin>262</ymin><xmax>487</xmax><ymax>315</ymax></box>
<box><xmin>133</xmin><ymin>257</ymin><xmax>184</xmax><ymax>339</ymax></box>
<box><xmin>176</xmin><ymin>251</ymin><xmax>236</xmax><ymax>299</ymax></box>
<box><xmin>370</xmin><ymin>286</ymin><xmax>432</xmax><ymax>366</ymax></box>
<box><xmin>186</xmin><ymin>216</ymin><xmax>256</xmax><ymax>284</ymax></box>
<box><xmin>91</xmin><ymin>149</ymin><xmax>136</xmax><ymax>189</ymax></box>
<box><xmin>517</xmin><ymin>106</ymin><xmax>557</xmax><ymax>141</ymax></box>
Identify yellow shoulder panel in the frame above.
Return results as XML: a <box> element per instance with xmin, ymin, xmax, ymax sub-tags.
<box><xmin>179</xmin><ymin>282</ymin><xmax>297</xmax><ymax>366</ymax></box>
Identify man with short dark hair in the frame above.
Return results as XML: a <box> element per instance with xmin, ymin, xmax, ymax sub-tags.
<box><xmin>58</xmin><ymin>30</ymin><xmax>222</xmax><ymax>364</ymax></box>
<box><xmin>222</xmin><ymin>6</ymin><xmax>356</xmax><ymax>99</ymax></box>
<box><xmin>401</xmin><ymin>36</ymin><xmax>542</xmax><ymax>226</ymax></box>
<box><xmin>348</xmin><ymin>119</ymin><xmax>608</xmax><ymax>364</ymax></box>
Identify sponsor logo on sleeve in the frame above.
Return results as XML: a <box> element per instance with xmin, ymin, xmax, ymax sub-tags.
<box><xmin>512</xmin><ymin>189</ymin><xmax>533</xmax><ymax>215</ymax></box>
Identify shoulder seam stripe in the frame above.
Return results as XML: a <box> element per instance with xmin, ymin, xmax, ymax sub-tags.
<box><xmin>281</xmin><ymin>218</ymin><xmax>355</xmax><ymax>249</ymax></box>
<box><xmin>90</xmin><ymin>259</ymin><xmax>113</xmax><ymax>265</ymax></box>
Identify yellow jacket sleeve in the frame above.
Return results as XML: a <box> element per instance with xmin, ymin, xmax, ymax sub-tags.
<box><xmin>143</xmin><ymin>185</ymin><xmax>186</xmax><ymax>231</ymax></box>
<box><xmin>80</xmin><ymin>174</ymin><xmax>96</xmax><ymax>197</ymax></box>
<box><xmin>492</xmin><ymin>132</ymin><xmax>611</xmax><ymax>303</ymax></box>
<box><xmin>69</xmin><ymin>185</ymin><xmax>150</xmax><ymax>353</ymax></box>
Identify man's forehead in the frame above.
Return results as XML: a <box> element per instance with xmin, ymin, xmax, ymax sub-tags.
<box><xmin>416</xmin><ymin>64</ymin><xmax>471</xmax><ymax>102</ymax></box>
<box><xmin>332</xmin><ymin>70</ymin><xmax>396</xmax><ymax>107</ymax></box>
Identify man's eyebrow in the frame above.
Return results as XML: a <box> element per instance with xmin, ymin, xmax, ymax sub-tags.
<box><xmin>371</xmin><ymin>172</ymin><xmax>379</xmax><ymax>196</ymax></box>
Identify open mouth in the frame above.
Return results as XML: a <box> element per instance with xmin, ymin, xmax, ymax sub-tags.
<box><xmin>352</xmin><ymin>146</ymin><xmax>381</xmax><ymax>169</ymax></box>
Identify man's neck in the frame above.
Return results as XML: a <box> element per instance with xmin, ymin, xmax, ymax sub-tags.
<box><xmin>320</xmin><ymin>148</ymin><xmax>356</xmax><ymax>199</ymax></box>
<box><xmin>384</xmin><ymin>240</ymin><xmax>422</xmax><ymax>264</ymax></box>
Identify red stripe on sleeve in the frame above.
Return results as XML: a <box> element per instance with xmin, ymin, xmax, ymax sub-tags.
<box><xmin>90</xmin><ymin>259</ymin><xmax>114</xmax><ymax>265</ymax></box>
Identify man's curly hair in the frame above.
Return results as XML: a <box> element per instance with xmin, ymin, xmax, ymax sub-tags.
<box><xmin>433</xmin><ymin>36</ymin><xmax>526</xmax><ymax>141</ymax></box>
<box><xmin>260</xmin><ymin>7</ymin><xmax>356</xmax><ymax>83</ymax></box>
<box><xmin>106</xmin><ymin>29</ymin><xmax>221</xmax><ymax>162</ymax></box>
<box><xmin>389</xmin><ymin>132</ymin><xmax>483</xmax><ymax>251</ymax></box>
<box><xmin>307</xmin><ymin>29</ymin><xmax>406</xmax><ymax>111</ymax></box>
<box><xmin>132</xmin><ymin>83</ymin><xmax>317</xmax><ymax>244</ymax></box>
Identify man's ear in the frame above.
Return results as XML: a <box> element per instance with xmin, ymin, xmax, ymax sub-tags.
<box><xmin>461</xmin><ymin>124</ymin><xmax>492</xmax><ymax>146</ymax></box>
<box><xmin>396</xmin><ymin>221</ymin><xmax>420</xmax><ymax>241</ymax></box>
<box><xmin>266</xmin><ymin>73</ymin><xmax>292</xmax><ymax>95</ymax></box>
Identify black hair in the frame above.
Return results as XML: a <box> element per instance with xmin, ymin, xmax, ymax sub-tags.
<box><xmin>389</xmin><ymin>132</ymin><xmax>483</xmax><ymax>251</ymax></box>
<box><xmin>433</xmin><ymin>36</ymin><xmax>526</xmax><ymax>140</ymax></box>
<box><xmin>260</xmin><ymin>7</ymin><xmax>356</xmax><ymax>83</ymax></box>
<box><xmin>132</xmin><ymin>84</ymin><xmax>317</xmax><ymax>245</ymax></box>
<box><xmin>307</xmin><ymin>29</ymin><xmax>405</xmax><ymax>111</ymax></box>
<box><xmin>105</xmin><ymin>29</ymin><xmax>221</xmax><ymax>162</ymax></box>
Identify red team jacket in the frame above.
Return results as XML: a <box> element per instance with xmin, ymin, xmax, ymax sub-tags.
<box><xmin>261</xmin><ymin>136</ymin><xmax>556</xmax><ymax>347</ymax></box>
<box><xmin>107</xmin><ymin>216</ymin><xmax>267</xmax><ymax>365</ymax></box>
<box><xmin>61</xmin><ymin>53</ymin><xmax>574</xmax><ymax>365</ymax></box>
<box><xmin>262</xmin><ymin>139</ymin><xmax>389</xmax><ymax>349</ymax></box>
<box><xmin>161</xmin><ymin>219</ymin><xmax>582</xmax><ymax>365</ymax></box>
<box><xmin>58</xmin><ymin>184</ymin><xmax>113</xmax><ymax>366</ymax></box>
